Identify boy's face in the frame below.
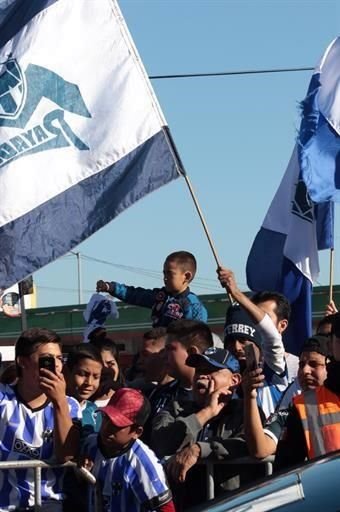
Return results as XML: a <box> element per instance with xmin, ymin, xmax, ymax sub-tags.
<box><xmin>70</xmin><ymin>358</ymin><xmax>102</xmax><ymax>403</ymax></box>
<box><xmin>163</xmin><ymin>260</ymin><xmax>190</xmax><ymax>294</ymax></box>
<box><xmin>99</xmin><ymin>414</ymin><xmax>141</xmax><ymax>455</ymax></box>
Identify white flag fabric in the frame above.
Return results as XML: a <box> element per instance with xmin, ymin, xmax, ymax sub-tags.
<box><xmin>83</xmin><ymin>293</ymin><xmax>119</xmax><ymax>342</ymax></box>
<box><xmin>0</xmin><ymin>0</ymin><xmax>183</xmax><ymax>288</ymax></box>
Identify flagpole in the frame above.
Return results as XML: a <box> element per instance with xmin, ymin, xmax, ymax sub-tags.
<box><xmin>329</xmin><ymin>247</ymin><xmax>334</xmax><ymax>303</ymax></box>
<box><xmin>161</xmin><ymin>127</ymin><xmax>235</xmax><ymax>304</ymax></box>
<box><xmin>182</xmin><ymin>174</ymin><xmax>235</xmax><ymax>305</ymax></box>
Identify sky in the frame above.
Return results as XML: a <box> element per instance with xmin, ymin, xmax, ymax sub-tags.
<box><xmin>33</xmin><ymin>0</ymin><xmax>340</xmax><ymax>308</ymax></box>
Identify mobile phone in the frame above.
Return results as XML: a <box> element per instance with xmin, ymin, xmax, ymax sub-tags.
<box><xmin>39</xmin><ymin>355</ymin><xmax>56</xmax><ymax>374</ymax></box>
<box><xmin>244</xmin><ymin>344</ymin><xmax>260</xmax><ymax>371</ymax></box>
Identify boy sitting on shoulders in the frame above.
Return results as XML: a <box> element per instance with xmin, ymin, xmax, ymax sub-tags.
<box><xmin>96</xmin><ymin>251</ymin><xmax>207</xmax><ymax>327</ymax></box>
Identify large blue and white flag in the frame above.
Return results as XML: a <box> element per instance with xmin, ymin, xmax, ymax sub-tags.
<box><xmin>246</xmin><ymin>144</ymin><xmax>333</xmax><ymax>355</ymax></box>
<box><xmin>0</xmin><ymin>0</ymin><xmax>183</xmax><ymax>289</ymax></box>
<box><xmin>299</xmin><ymin>37</ymin><xmax>340</xmax><ymax>203</ymax></box>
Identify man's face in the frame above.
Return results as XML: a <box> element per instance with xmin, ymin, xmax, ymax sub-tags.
<box><xmin>144</xmin><ymin>349</ymin><xmax>169</xmax><ymax>383</ymax></box>
<box><xmin>166</xmin><ymin>339</ymin><xmax>194</xmax><ymax>382</ymax></box>
<box><xmin>163</xmin><ymin>260</ymin><xmax>188</xmax><ymax>294</ymax></box>
<box><xmin>298</xmin><ymin>351</ymin><xmax>327</xmax><ymax>391</ymax></box>
<box><xmin>193</xmin><ymin>363</ymin><xmax>234</xmax><ymax>405</ymax></box>
<box><xmin>225</xmin><ymin>338</ymin><xmax>260</xmax><ymax>363</ymax></box>
<box><xmin>99</xmin><ymin>415</ymin><xmax>140</xmax><ymax>455</ymax></box>
<box><xmin>138</xmin><ymin>336</ymin><xmax>166</xmax><ymax>374</ymax></box>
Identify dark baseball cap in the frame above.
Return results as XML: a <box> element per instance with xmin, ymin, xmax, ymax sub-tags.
<box><xmin>99</xmin><ymin>388</ymin><xmax>150</xmax><ymax>427</ymax></box>
<box><xmin>301</xmin><ymin>335</ymin><xmax>329</xmax><ymax>357</ymax></box>
<box><xmin>186</xmin><ymin>347</ymin><xmax>240</xmax><ymax>373</ymax></box>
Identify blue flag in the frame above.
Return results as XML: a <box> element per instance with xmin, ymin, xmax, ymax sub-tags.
<box><xmin>299</xmin><ymin>37</ymin><xmax>340</xmax><ymax>202</ymax></box>
<box><xmin>246</xmin><ymin>145</ymin><xmax>333</xmax><ymax>355</ymax></box>
<box><xmin>0</xmin><ymin>0</ymin><xmax>183</xmax><ymax>289</ymax></box>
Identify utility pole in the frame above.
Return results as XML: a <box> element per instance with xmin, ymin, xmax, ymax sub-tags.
<box><xmin>71</xmin><ymin>251</ymin><xmax>82</xmax><ymax>304</ymax></box>
<box><xmin>76</xmin><ymin>252</ymin><xmax>82</xmax><ymax>304</ymax></box>
<box><xmin>18</xmin><ymin>281</ymin><xmax>27</xmax><ymax>331</ymax></box>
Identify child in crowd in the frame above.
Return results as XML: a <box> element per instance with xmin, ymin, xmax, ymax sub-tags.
<box><xmin>90</xmin><ymin>336</ymin><xmax>125</xmax><ymax>406</ymax></box>
<box><xmin>64</xmin><ymin>344</ymin><xmax>103</xmax><ymax>511</ymax></box>
<box><xmin>96</xmin><ymin>250</ymin><xmax>207</xmax><ymax>327</ymax></box>
<box><xmin>81</xmin><ymin>388</ymin><xmax>175</xmax><ymax>512</ymax></box>
<box><xmin>65</xmin><ymin>344</ymin><xmax>103</xmax><ymax>434</ymax></box>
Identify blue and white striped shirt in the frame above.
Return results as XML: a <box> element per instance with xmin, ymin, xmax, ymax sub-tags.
<box><xmin>83</xmin><ymin>435</ymin><xmax>172</xmax><ymax>512</ymax></box>
<box><xmin>0</xmin><ymin>383</ymin><xmax>81</xmax><ymax>510</ymax></box>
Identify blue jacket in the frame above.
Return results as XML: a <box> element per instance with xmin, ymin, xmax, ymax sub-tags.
<box><xmin>109</xmin><ymin>282</ymin><xmax>208</xmax><ymax>326</ymax></box>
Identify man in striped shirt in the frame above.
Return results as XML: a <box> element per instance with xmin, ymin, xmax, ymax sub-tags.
<box><xmin>82</xmin><ymin>388</ymin><xmax>175</xmax><ymax>512</ymax></box>
<box><xmin>0</xmin><ymin>328</ymin><xmax>81</xmax><ymax>511</ymax></box>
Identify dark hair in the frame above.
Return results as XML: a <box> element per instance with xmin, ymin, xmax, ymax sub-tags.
<box><xmin>252</xmin><ymin>291</ymin><xmax>291</xmax><ymax>321</ymax></box>
<box><xmin>135</xmin><ymin>394</ymin><xmax>151</xmax><ymax>426</ymax></box>
<box><xmin>91</xmin><ymin>337</ymin><xmax>119</xmax><ymax>361</ymax></box>
<box><xmin>87</xmin><ymin>327</ymin><xmax>107</xmax><ymax>343</ymax></box>
<box><xmin>15</xmin><ymin>328</ymin><xmax>61</xmax><ymax>359</ymax></box>
<box><xmin>66</xmin><ymin>344</ymin><xmax>103</xmax><ymax>371</ymax></box>
<box><xmin>331</xmin><ymin>313</ymin><xmax>340</xmax><ymax>337</ymax></box>
<box><xmin>165</xmin><ymin>251</ymin><xmax>197</xmax><ymax>278</ymax></box>
<box><xmin>316</xmin><ymin>315</ymin><xmax>335</xmax><ymax>334</ymax></box>
<box><xmin>301</xmin><ymin>335</ymin><xmax>329</xmax><ymax>358</ymax></box>
<box><xmin>15</xmin><ymin>328</ymin><xmax>61</xmax><ymax>377</ymax></box>
<box><xmin>143</xmin><ymin>327</ymin><xmax>167</xmax><ymax>341</ymax></box>
<box><xmin>91</xmin><ymin>337</ymin><xmax>125</xmax><ymax>386</ymax></box>
<box><xmin>166</xmin><ymin>319</ymin><xmax>213</xmax><ymax>352</ymax></box>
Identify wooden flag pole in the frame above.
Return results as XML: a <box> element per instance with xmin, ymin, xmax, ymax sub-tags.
<box><xmin>182</xmin><ymin>174</ymin><xmax>235</xmax><ymax>305</ymax></box>
<box><xmin>329</xmin><ymin>247</ymin><xmax>334</xmax><ymax>304</ymax></box>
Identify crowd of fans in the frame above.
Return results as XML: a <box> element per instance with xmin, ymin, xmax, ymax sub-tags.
<box><xmin>1</xmin><ymin>250</ymin><xmax>340</xmax><ymax>511</ymax></box>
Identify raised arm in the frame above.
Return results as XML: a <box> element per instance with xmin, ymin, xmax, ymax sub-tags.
<box><xmin>97</xmin><ymin>280</ymin><xmax>157</xmax><ymax>308</ymax></box>
<box><xmin>242</xmin><ymin>368</ymin><xmax>276</xmax><ymax>459</ymax></box>
<box><xmin>217</xmin><ymin>267</ymin><xmax>265</xmax><ymax>324</ymax></box>
<box><xmin>40</xmin><ymin>369</ymin><xmax>80</xmax><ymax>462</ymax></box>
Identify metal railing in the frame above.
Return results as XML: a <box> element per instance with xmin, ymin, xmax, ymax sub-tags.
<box><xmin>202</xmin><ymin>456</ymin><xmax>274</xmax><ymax>500</ymax></box>
<box><xmin>0</xmin><ymin>459</ymin><xmax>96</xmax><ymax>511</ymax></box>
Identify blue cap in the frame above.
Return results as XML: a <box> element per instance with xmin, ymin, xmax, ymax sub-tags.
<box><xmin>186</xmin><ymin>347</ymin><xmax>240</xmax><ymax>373</ymax></box>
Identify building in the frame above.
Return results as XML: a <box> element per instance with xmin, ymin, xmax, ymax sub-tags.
<box><xmin>0</xmin><ymin>285</ymin><xmax>337</xmax><ymax>363</ymax></box>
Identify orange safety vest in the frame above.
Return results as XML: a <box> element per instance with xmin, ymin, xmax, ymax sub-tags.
<box><xmin>293</xmin><ymin>386</ymin><xmax>340</xmax><ymax>459</ymax></box>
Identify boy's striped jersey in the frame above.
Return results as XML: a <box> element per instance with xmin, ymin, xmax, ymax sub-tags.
<box><xmin>83</xmin><ymin>435</ymin><xmax>172</xmax><ymax>512</ymax></box>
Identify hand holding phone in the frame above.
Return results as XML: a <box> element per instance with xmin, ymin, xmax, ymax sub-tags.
<box><xmin>39</xmin><ymin>355</ymin><xmax>56</xmax><ymax>375</ymax></box>
<box><xmin>244</xmin><ymin>344</ymin><xmax>261</xmax><ymax>372</ymax></box>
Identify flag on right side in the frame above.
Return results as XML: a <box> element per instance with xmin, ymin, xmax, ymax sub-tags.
<box><xmin>246</xmin><ymin>38</ymin><xmax>338</xmax><ymax>355</ymax></box>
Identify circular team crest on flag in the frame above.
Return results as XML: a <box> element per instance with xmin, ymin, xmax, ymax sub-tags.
<box><xmin>0</xmin><ymin>58</ymin><xmax>26</xmax><ymax>119</ymax></box>
<box><xmin>0</xmin><ymin>292</ymin><xmax>21</xmax><ymax>317</ymax></box>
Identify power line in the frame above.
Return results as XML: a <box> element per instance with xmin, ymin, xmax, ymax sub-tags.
<box><xmin>149</xmin><ymin>66</ymin><xmax>313</xmax><ymax>80</ymax></box>
<box><xmin>79</xmin><ymin>252</ymin><xmax>248</xmax><ymax>289</ymax></box>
